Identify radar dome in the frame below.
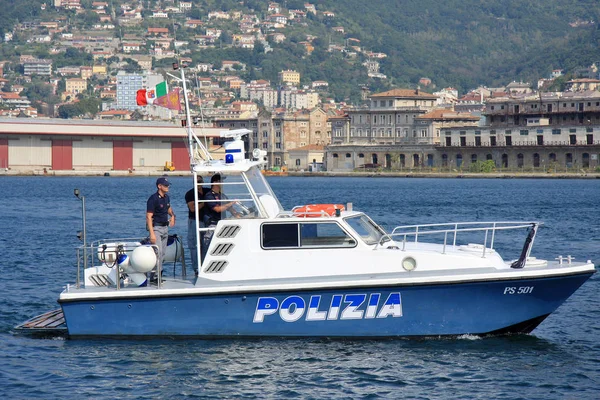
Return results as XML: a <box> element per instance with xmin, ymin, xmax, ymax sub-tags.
<box><xmin>130</xmin><ymin>246</ymin><xmax>157</xmax><ymax>273</ymax></box>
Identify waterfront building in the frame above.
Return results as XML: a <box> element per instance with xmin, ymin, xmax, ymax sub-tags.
<box><xmin>288</xmin><ymin>144</ymin><xmax>325</xmax><ymax>172</ymax></box>
<box><xmin>325</xmin><ymin>90</ymin><xmax>600</xmax><ymax>171</ymax></box>
<box><xmin>343</xmin><ymin>88</ymin><xmax>438</xmax><ymax>145</ymax></box>
<box><xmin>0</xmin><ymin>118</ymin><xmax>221</xmax><ymax>172</ymax></box>
<box><xmin>435</xmin><ymin>124</ymin><xmax>600</xmax><ymax>171</ymax></box>
<box><xmin>447</xmin><ymin>90</ymin><xmax>600</xmax><ymax>170</ymax></box>
<box><xmin>211</xmin><ymin>107</ymin><xmax>331</xmax><ymax>168</ymax></box>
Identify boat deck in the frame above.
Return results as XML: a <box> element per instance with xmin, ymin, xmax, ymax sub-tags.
<box><xmin>57</xmin><ymin>260</ymin><xmax>595</xmax><ymax>302</ymax></box>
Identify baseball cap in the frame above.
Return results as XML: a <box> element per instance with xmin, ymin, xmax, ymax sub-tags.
<box><xmin>211</xmin><ymin>174</ymin><xmax>223</xmax><ymax>183</ymax></box>
<box><xmin>156</xmin><ymin>177</ymin><xmax>171</xmax><ymax>187</ymax></box>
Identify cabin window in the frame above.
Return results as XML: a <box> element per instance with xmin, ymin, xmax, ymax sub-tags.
<box><xmin>262</xmin><ymin>223</ymin><xmax>299</xmax><ymax>248</ymax></box>
<box><xmin>344</xmin><ymin>215</ymin><xmax>384</xmax><ymax>245</ymax></box>
<box><xmin>261</xmin><ymin>222</ymin><xmax>356</xmax><ymax>249</ymax></box>
<box><xmin>300</xmin><ymin>223</ymin><xmax>356</xmax><ymax>247</ymax></box>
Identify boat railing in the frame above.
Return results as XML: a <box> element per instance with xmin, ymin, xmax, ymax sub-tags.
<box><xmin>76</xmin><ymin>238</ymin><xmax>162</xmax><ymax>290</ymax></box>
<box><xmin>376</xmin><ymin>221</ymin><xmax>540</xmax><ymax>258</ymax></box>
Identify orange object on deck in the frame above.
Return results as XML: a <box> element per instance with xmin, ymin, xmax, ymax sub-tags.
<box><xmin>292</xmin><ymin>204</ymin><xmax>345</xmax><ymax>217</ymax></box>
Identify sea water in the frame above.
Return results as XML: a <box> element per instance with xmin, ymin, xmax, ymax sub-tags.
<box><xmin>1</xmin><ymin>176</ymin><xmax>599</xmax><ymax>399</ymax></box>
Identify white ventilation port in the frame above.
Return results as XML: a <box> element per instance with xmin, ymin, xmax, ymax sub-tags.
<box><xmin>210</xmin><ymin>243</ymin><xmax>234</xmax><ymax>256</ymax></box>
<box><xmin>217</xmin><ymin>225</ymin><xmax>241</xmax><ymax>238</ymax></box>
<box><xmin>204</xmin><ymin>260</ymin><xmax>228</xmax><ymax>273</ymax></box>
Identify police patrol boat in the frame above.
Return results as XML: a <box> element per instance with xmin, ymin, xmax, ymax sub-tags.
<box><xmin>16</xmin><ymin>66</ymin><xmax>596</xmax><ymax>339</ymax></box>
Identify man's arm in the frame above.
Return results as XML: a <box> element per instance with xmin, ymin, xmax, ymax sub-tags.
<box><xmin>146</xmin><ymin>211</ymin><xmax>156</xmax><ymax>243</ymax></box>
<box><xmin>212</xmin><ymin>202</ymin><xmax>235</xmax><ymax>213</ymax></box>
<box><xmin>168</xmin><ymin>206</ymin><xmax>176</xmax><ymax>227</ymax></box>
<box><xmin>187</xmin><ymin>200</ymin><xmax>204</xmax><ymax>213</ymax></box>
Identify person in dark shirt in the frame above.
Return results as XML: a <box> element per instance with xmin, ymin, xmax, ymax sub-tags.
<box><xmin>185</xmin><ymin>175</ymin><xmax>206</xmax><ymax>276</ymax></box>
<box><xmin>202</xmin><ymin>174</ymin><xmax>240</xmax><ymax>256</ymax></box>
<box><xmin>146</xmin><ymin>176</ymin><xmax>175</xmax><ymax>282</ymax></box>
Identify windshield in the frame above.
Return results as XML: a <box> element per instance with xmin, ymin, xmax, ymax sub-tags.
<box><xmin>344</xmin><ymin>214</ymin><xmax>386</xmax><ymax>245</ymax></box>
<box><xmin>243</xmin><ymin>166</ymin><xmax>284</xmax><ymax>214</ymax></box>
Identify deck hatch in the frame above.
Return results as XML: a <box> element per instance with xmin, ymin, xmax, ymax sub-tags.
<box><xmin>217</xmin><ymin>225</ymin><xmax>241</xmax><ymax>238</ymax></box>
<box><xmin>210</xmin><ymin>243</ymin><xmax>234</xmax><ymax>256</ymax></box>
<box><xmin>204</xmin><ymin>260</ymin><xmax>228</xmax><ymax>273</ymax></box>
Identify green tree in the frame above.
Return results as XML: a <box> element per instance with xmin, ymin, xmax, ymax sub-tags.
<box><xmin>24</xmin><ymin>82</ymin><xmax>55</xmax><ymax>103</ymax></box>
<box><xmin>57</xmin><ymin>104</ymin><xmax>83</xmax><ymax>119</ymax></box>
<box><xmin>78</xmin><ymin>97</ymin><xmax>101</xmax><ymax>115</ymax></box>
<box><xmin>122</xmin><ymin>58</ymin><xmax>142</xmax><ymax>73</ymax></box>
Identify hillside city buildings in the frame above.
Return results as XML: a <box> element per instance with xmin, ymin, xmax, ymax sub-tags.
<box><xmin>0</xmin><ymin>1</ymin><xmax>599</xmax><ymax>173</ymax></box>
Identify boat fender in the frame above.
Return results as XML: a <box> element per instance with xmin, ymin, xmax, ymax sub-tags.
<box><xmin>164</xmin><ymin>234</ymin><xmax>184</xmax><ymax>263</ymax></box>
<box><xmin>117</xmin><ymin>254</ymin><xmax>148</xmax><ymax>287</ymax></box>
<box><xmin>292</xmin><ymin>204</ymin><xmax>345</xmax><ymax>217</ymax></box>
<box><xmin>129</xmin><ymin>246</ymin><xmax>157</xmax><ymax>273</ymax></box>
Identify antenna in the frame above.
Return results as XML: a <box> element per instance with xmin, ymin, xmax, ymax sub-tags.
<box><xmin>220</xmin><ymin>128</ymin><xmax>251</xmax><ymax>139</ymax></box>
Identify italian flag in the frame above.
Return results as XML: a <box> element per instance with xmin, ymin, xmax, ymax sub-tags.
<box><xmin>136</xmin><ymin>81</ymin><xmax>168</xmax><ymax>106</ymax></box>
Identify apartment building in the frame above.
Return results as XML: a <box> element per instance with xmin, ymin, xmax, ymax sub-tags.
<box><xmin>212</xmin><ymin>107</ymin><xmax>331</xmax><ymax>168</ymax></box>
<box><xmin>65</xmin><ymin>78</ymin><xmax>88</xmax><ymax>95</ymax></box>
<box><xmin>279</xmin><ymin>88</ymin><xmax>319</xmax><ymax>110</ymax></box>
<box><xmin>344</xmin><ymin>88</ymin><xmax>438</xmax><ymax>145</ymax></box>
<box><xmin>23</xmin><ymin>59</ymin><xmax>52</xmax><ymax>76</ymax></box>
<box><xmin>278</xmin><ymin>70</ymin><xmax>300</xmax><ymax>85</ymax></box>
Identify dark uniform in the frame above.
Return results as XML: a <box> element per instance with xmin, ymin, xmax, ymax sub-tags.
<box><xmin>185</xmin><ymin>186</ymin><xmax>206</xmax><ymax>274</ymax></box>
<box><xmin>146</xmin><ymin>177</ymin><xmax>173</xmax><ymax>277</ymax></box>
<box><xmin>201</xmin><ymin>189</ymin><xmax>229</xmax><ymax>256</ymax></box>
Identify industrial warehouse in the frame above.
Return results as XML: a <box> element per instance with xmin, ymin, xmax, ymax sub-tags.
<box><xmin>0</xmin><ymin>118</ymin><xmax>221</xmax><ymax>174</ymax></box>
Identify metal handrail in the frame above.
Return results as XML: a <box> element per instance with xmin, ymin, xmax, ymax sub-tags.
<box><xmin>76</xmin><ymin>241</ymin><xmax>164</xmax><ymax>290</ymax></box>
<box><xmin>378</xmin><ymin>221</ymin><xmax>539</xmax><ymax>258</ymax></box>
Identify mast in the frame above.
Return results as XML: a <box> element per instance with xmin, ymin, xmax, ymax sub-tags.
<box><xmin>172</xmin><ymin>61</ymin><xmax>213</xmax><ymax>277</ymax></box>
<box><xmin>172</xmin><ymin>61</ymin><xmax>212</xmax><ymax>164</ymax></box>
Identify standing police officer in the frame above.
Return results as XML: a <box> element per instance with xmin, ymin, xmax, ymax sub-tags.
<box><xmin>146</xmin><ymin>176</ymin><xmax>176</xmax><ymax>282</ymax></box>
